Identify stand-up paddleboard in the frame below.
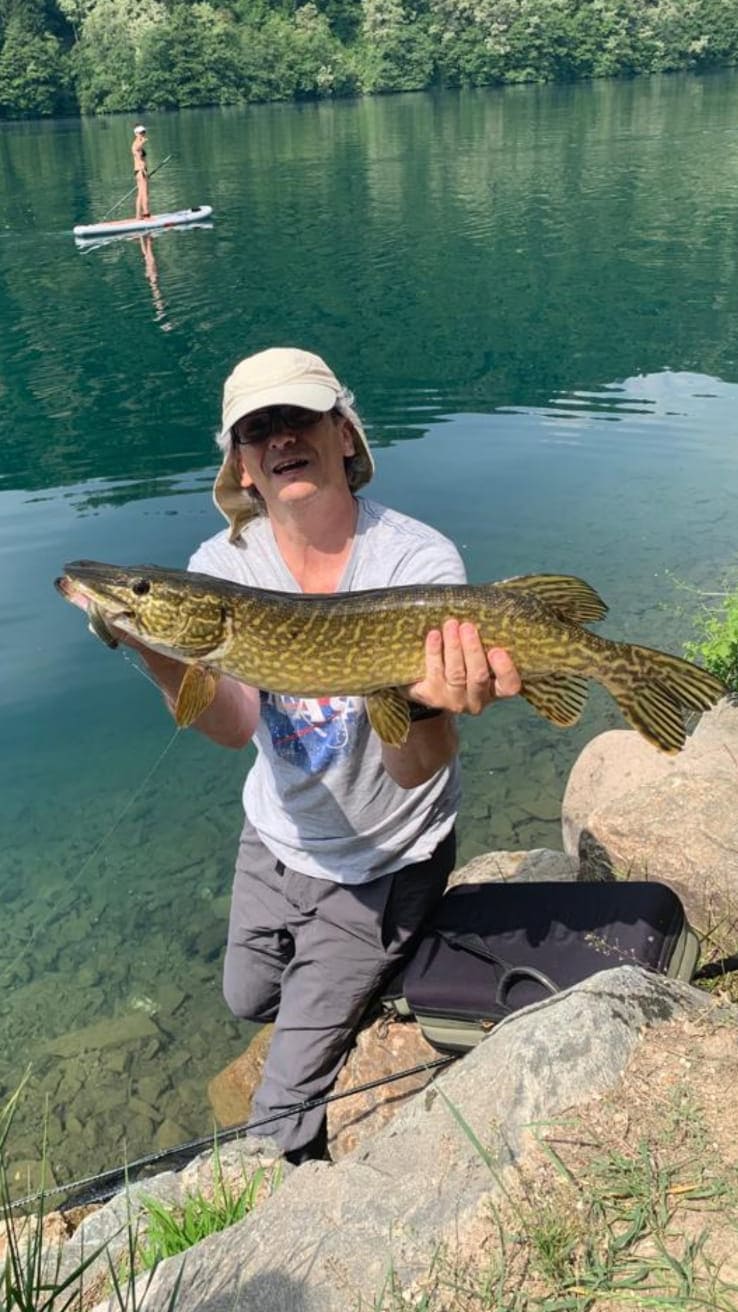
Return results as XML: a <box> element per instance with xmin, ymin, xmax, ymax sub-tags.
<box><xmin>73</xmin><ymin>205</ymin><xmax>213</xmax><ymax>239</ymax></box>
<box><xmin>74</xmin><ymin>219</ymin><xmax>214</xmax><ymax>252</ymax></box>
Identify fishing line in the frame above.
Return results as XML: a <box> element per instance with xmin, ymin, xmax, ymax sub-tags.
<box><xmin>9</xmin><ymin>1054</ymin><xmax>457</xmax><ymax>1213</ymax></box>
<box><xmin>1</xmin><ymin>718</ymin><xmax>182</xmax><ymax>988</ymax></box>
<box><xmin>121</xmin><ymin>646</ymin><xmax>170</xmax><ymax>693</ymax></box>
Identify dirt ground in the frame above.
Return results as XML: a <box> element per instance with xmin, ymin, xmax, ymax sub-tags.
<box><xmin>432</xmin><ymin>1012</ymin><xmax>738</xmax><ymax>1311</ymax></box>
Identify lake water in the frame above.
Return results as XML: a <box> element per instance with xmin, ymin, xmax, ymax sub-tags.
<box><xmin>2</xmin><ymin>72</ymin><xmax>738</xmax><ymax>1188</ymax></box>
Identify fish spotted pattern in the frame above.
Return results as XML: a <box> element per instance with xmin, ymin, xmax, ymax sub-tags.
<box><xmin>55</xmin><ymin>561</ymin><xmax>726</xmax><ymax>753</ymax></box>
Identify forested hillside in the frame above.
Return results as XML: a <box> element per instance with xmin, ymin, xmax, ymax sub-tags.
<box><xmin>1</xmin><ymin>0</ymin><xmax>737</xmax><ymax>119</ymax></box>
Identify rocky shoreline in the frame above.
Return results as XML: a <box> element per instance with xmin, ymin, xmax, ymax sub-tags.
<box><xmin>8</xmin><ymin>701</ymin><xmax>737</xmax><ymax>1309</ymax></box>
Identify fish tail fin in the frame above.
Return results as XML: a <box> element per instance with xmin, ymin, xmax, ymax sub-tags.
<box><xmin>603</xmin><ymin>644</ymin><xmax>726</xmax><ymax>753</ymax></box>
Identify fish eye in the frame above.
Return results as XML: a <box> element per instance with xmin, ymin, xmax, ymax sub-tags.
<box><xmin>132</xmin><ymin>578</ymin><xmax>151</xmax><ymax>596</ymax></box>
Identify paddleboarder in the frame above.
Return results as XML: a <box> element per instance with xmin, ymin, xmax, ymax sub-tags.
<box><xmin>132</xmin><ymin>125</ymin><xmax>150</xmax><ymax>219</ymax></box>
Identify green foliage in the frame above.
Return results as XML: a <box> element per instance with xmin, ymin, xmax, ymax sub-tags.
<box><xmin>54</xmin><ymin>0</ymin><xmax>95</xmax><ymax>43</ymax></box>
<box><xmin>356</xmin><ymin>0</ymin><xmax>435</xmax><ymax>92</ymax></box>
<box><xmin>685</xmin><ymin>585</ymin><xmax>738</xmax><ymax>692</ymax></box>
<box><xmin>237</xmin><ymin>4</ymin><xmax>357</xmax><ymax>101</ymax></box>
<box><xmin>428</xmin><ymin>0</ymin><xmax>738</xmax><ymax>88</ymax></box>
<box><xmin>2</xmin><ymin>0</ymin><xmax>738</xmax><ymax>116</ymax></box>
<box><xmin>71</xmin><ymin>0</ymin><xmax>164</xmax><ymax>113</ymax></box>
<box><xmin>137</xmin><ymin>1162</ymin><xmax>272</xmax><ymax>1268</ymax></box>
<box><xmin>137</xmin><ymin>4</ymin><xmax>244</xmax><ymax>109</ymax></box>
<box><xmin>0</xmin><ymin>0</ymin><xmax>64</xmax><ymax>40</ymax></box>
<box><xmin>308</xmin><ymin>0</ymin><xmax>362</xmax><ymax>44</ymax></box>
<box><xmin>0</xmin><ymin>17</ymin><xmax>70</xmax><ymax>116</ymax></box>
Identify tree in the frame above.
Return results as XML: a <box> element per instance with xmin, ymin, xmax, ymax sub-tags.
<box><xmin>0</xmin><ymin>15</ymin><xmax>69</xmax><ymax>115</ymax></box>
<box><xmin>55</xmin><ymin>0</ymin><xmax>96</xmax><ymax>43</ymax></box>
<box><xmin>137</xmin><ymin>3</ymin><xmax>243</xmax><ymax>108</ymax></box>
<box><xmin>72</xmin><ymin>0</ymin><xmax>165</xmax><ymax>112</ymax></box>
<box><xmin>357</xmin><ymin>0</ymin><xmax>435</xmax><ymax>91</ymax></box>
<box><xmin>238</xmin><ymin>3</ymin><xmax>356</xmax><ymax>101</ymax></box>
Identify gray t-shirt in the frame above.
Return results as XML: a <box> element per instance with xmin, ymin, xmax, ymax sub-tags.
<box><xmin>189</xmin><ymin>497</ymin><xmax>466</xmax><ymax>883</ymax></box>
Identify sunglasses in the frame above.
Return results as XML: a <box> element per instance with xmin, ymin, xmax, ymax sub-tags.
<box><xmin>232</xmin><ymin>405</ymin><xmax>331</xmax><ymax>447</ymax></box>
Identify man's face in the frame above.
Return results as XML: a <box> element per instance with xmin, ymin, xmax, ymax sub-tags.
<box><xmin>233</xmin><ymin>406</ymin><xmax>356</xmax><ymax>511</ymax></box>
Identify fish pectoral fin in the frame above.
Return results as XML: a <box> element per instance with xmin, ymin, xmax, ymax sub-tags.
<box><xmin>496</xmin><ymin>574</ymin><xmax>608</xmax><ymax>624</ymax></box>
<box><xmin>366</xmin><ymin>689</ymin><xmax>411</xmax><ymax>747</ymax></box>
<box><xmin>87</xmin><ymin>603</ymin><xmax>119</xmax><ymax>650</ymax></box>
<box><xmin>174</xmin><ymin>663</ymin><xmax>220</xmax><ymax>728</ymax></box>
<box><xmin>521</xmin><ymin>674</ymin><xmax>589</xmax><ymax>727</ymax></box>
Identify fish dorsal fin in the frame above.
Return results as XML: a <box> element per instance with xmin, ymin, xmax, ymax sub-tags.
<box><xmin>366</xmin><ymin>688</ymin><xmax>411</xmax><ymax>747</ymax></box>
<box><xmin>496</xmin><ymin>574</ymin><xmax>608</xmax><ymax>623</ymax></box>
<box><xmin>174</xmin><ymin>663</ymin><xmax>220</xmax><ymax>728</ymax></box>
<box><xmin>520</xmin><ymin>674</ymin><xmax>589</xmax><ymax>728</ymax></box>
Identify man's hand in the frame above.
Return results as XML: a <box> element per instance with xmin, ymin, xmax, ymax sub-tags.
<box><xmin>407</xmin><ymin>620</ymin><xmax>522</xmax><ymax>715</ymax></box>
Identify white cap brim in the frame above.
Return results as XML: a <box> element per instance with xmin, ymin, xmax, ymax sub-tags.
<box><xmin>221</xmin><ymin>379</ymin><xmax>338</xmax><ymax>439</ymax></box>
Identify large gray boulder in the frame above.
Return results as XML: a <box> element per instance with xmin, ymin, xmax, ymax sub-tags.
<box><xmin>88</xmin><ymin>969</ymin><xmax>730</xmax><ymax>1312</ymax></box>
<box><xmin>561</xmin><ymin>700</ymin><xmax>738</xmax><ymax>929</ymax></box>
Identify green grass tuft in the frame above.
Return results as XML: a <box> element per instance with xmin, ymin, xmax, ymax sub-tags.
<box><xmin>1</xmin><ymin>1075</ymin><xmax>109</xmax><ymax>1312</ymax></box>
<box><xmin>137</xmin><ymin>1154</ymin><xmax>274</xmax><ymax>1270</ymax></box>
<box><xmin>683</xmin><ymin>580</ymin><xmax>738</xmax><ymax>693</ymax></box>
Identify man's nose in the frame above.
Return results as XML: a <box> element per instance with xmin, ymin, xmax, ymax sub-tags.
<box><xmin>268</xmin><ymin>427</ymin><xmax>298</xmax><ymax>446</ymax></box>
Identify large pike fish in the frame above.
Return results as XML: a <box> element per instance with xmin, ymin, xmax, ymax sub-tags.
<box><xmin>55</xmin><ymin>561</ymin><xmax>725</xmax><ymax>753</ymax></box>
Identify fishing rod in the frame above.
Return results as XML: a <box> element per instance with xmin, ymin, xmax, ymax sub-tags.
<box><xmin>8</xmin><ymin>1054</ymin><xmax>457</xmax><ymax>1213</ymax></box>
<box><xmin>101</xmin><ymin>154</ymin><xmax>173</xmax><ymax>221</ymax></box>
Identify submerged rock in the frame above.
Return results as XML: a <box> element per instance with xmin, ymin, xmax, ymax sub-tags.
<box><xmin>44</xmin><ymin>1011</ymin><xmax>160</xmax><ymax>1059</ymax></box>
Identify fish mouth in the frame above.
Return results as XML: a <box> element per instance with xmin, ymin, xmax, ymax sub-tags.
<box><xmin>54</xmin><ymin>575</ymin><xmax>73</xmax><ymax>599</ymax></box>
<box><xmin>56</xmin><ymin>574</ymin><xmax>133</xmax><ymax>624</ymax></box>
<box><xmin>56</xmin><ymin>562</ymin><xmax>134</xmax><ymax>621</ymax></box>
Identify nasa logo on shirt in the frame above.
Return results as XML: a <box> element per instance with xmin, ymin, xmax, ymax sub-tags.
<box><xmin>260</xmin><ymin>691</ymin><xmax>363</xmax><ymax>773</ymax></box>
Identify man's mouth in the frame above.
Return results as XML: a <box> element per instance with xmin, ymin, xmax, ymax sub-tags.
<box><xmin>271</xmin><ymin>456</ymin><xmax>310</xmax><ymax>476</ymax></box>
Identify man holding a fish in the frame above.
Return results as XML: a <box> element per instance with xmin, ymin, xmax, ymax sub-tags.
<box><xmin>60</xmin><ymin>346</ymin><xmax>725</xmax><ymax>1162</ymax></box>
<box><xmin>67</xmin><ymin>346</ymin><xmax>522</xmax><ymax>1164</ymax></box>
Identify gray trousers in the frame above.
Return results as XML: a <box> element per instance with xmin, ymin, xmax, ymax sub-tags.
<box><xmin>223</xmin><ymin>819</ymin><xmax>455</xmax><ymax>1156</ymax></box>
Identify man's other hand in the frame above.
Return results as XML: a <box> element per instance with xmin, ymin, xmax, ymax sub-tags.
<box><xmin>407</xmin><ymin>620</ymin><xmax>522</xmax><ymax>715</ymax></box>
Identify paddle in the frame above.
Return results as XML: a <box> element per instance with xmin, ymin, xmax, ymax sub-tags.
<box><xmin>101</xmin><ymin>154</ymin><xmax>173</xmax><ymax>221</ymax></box>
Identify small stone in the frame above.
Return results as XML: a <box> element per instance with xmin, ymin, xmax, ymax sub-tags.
<box><xmin>156</xmin><ymin>1118</ymin><xmax>189</xmax><ymax>1152</ymax></box>
<box><xmin>156</xmin><ymin>985</ymin><xmax>187</xmax><ymax>1016</ymax></box>
<box><xmin>44</xmin><ymin>1012</ymin><xmax>159</xmax><ymax>1058</ymax></box>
